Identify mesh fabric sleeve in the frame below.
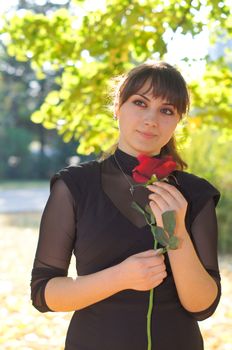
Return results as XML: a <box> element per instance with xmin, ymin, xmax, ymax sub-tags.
<box><xmin>187</xmin><ymin>198</ymin><xmax>221</xmax><ymax>321</ymax></box>
<box><xmin>30</xmin><ymin>179</ymin><xmax>76</xmax><ymax>312</ymax></box>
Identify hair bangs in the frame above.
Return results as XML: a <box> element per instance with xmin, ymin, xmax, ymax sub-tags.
<box><xmin>143</xmin><ymin>71</ymin><xmax>188</xmax><ymax>115</ymax></box>
<box><xmin>118</xmin><ymin>64</ymin><xmax>189</xmax><ymax>116</ymax></box>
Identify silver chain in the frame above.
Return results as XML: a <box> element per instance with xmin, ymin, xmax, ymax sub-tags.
<box><xmin>113</xmin><ymin>153</ymin><xmax>135</xmax><ymax>196</ymax></box>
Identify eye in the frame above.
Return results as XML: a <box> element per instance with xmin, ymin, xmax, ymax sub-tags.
<box><xmin>133</xmin><ymin>99</ymin><xmax>146</xmax><ymax>107</ymax></box>
<box><xmin>160</xmin><ymin>108</ymin><xmax>174</xmax><ymax>116</ymax></box>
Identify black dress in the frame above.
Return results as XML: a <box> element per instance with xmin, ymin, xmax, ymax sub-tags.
<box><xmin>31</xmin><ymin>149</ymin><xmax>221</xmax><ymax>350</ymax></box>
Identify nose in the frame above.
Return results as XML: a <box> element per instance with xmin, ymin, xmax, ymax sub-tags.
<box><xmin>143</xmin><ymin>110</ymin><xmax>158</xmax><ymax>126</ymax></box>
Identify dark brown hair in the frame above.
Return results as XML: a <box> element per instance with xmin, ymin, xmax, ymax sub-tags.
<box><xmin>112</xmin><ymin>61</ymin><xmax>189</xmax><ymax>169</ymax></box>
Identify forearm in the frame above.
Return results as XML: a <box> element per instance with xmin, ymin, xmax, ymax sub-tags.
<box><xmin>44</xmin><ymin>263</ymin><xmax>125</xmax><ymax>312</ymax></box>
<box><xmin>168</xmin><ymin>230</ymin><xmax>218</xmax><ymax>313</ymax></box>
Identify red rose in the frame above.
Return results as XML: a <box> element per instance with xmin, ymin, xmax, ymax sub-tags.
<box><xmin>132</xmin><ymin>154</ymin><xmax>177</xmax><ymax>183</ymax></box>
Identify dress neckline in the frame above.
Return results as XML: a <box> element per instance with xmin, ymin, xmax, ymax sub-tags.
<box><xmin>110</xmin><ymin>148</ymin><xmax>161</xmax><ymax>176</ymax></box>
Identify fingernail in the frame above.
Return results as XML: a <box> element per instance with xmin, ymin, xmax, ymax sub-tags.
<box><xmin>155</xmin><ymin>248</ymin><xmax>163</xmax><ymax>255</ymax></box>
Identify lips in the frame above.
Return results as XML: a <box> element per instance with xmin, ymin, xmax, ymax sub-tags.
<box><xmin>137</xmin><ymin>130</ymin><xmax>156</xmax><ymax>138</ymax></box>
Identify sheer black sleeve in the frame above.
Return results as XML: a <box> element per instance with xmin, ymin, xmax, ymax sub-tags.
<box><xmin>187</xmin><ymin>198</ymin><xmax>221</xmax><ymax>321</ymax></box>
<box><xmin>30</xmin><ymin>179</ymin><xmax>76</xmax><ymax>313</ymax></box>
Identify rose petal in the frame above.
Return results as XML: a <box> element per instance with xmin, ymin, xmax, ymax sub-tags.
<box><xmin>133</xmin><ymin>154</ymin><xmax>177</xmax><ymax>183</ymax></box>
<box><xmin>154</xmin><ymin>161</ymin><xmax>177</xmax><ymax>179</ymax></box>
<box><xmin>132</xmin><ymin>171</ymin><xmax>148</xmax><ymax>183</ymax></box>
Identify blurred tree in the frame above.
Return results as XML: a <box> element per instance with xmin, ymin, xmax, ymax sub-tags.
<box><xmin>0</xmin><ymin>42</ymin><xmax>80</xmax><ymax>179</ymax></box>
<box><xmin>181</xmin><ymin>125</ymin><xmax>232</xmax><ymax>253</ymax></box>
<box><xmin>1</xmin><ymin>0</ymin><xmax>232</xmax><ymax>155</ymax></box>
<box><xmin>0</xmin><ymin>0</ymin><xmax>82</xmax><ymax>179</ymax></box>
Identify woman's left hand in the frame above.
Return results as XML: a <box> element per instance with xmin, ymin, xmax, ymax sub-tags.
<box><xmin>147</xmin><ymin>181</ymin><xmax>188</xmax><ymax>237</ymax></box>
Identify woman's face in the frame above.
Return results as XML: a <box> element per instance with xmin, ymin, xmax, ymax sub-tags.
<box><xmin>116</xmin><ymin>83</ymin><xmax>180</xmax><ymax>157</ymax></box>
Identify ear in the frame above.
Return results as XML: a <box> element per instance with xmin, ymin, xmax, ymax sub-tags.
<box><xmin>114</xmin><ymin>101</ymin><xmax>119</xmax><ymax>119</ymax></box>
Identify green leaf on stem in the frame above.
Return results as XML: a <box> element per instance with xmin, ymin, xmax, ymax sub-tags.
<box><xmin>131</xmin><ymin>201</ymin><xmax>146</xmax><ymax>215</ymax></box>
<box><xmin>132</xmin><ymin>201</ymin><xmax>150</xmax><ymax>224</ymax></box>
<box><xmin>162</xmin><ymin>210</ymin><xmax>176</xmax><ymax>236</ymax></box>
<box><xmin>151</xmin><ymin>226</ymin><xmax>169</xmax><ymax>247</ymax></box>
<box><xmin>145</xmin><ymin>205</ymin><xmax>156</xmax><ymax>225</ymax></box>
<box><xmin>168</xmin><ymin>235</ymin><xmax>179</xmax><ymax>249</ymax></box>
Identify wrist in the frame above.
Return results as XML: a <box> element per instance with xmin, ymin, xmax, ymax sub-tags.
<box><xmin>168</xmin><ymin>234</ymin><xmax>191</xmax><ymax>257</ymax></box>
<box><xmin>111</xmin><ymin>263</ymin><xmax>128</xmax><ymax>292</ymax></box>
<box><xmin>174</xmin><ymin>224</ymin><xmax>189</xmax><ymax>239</ymax></box>
<box><xmin>171</xmin><ymin>227</ymin><xmax>190</xmax><ymax>250</ymax></box>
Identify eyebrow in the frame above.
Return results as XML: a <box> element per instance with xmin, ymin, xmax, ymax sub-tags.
<box><xmin>135</xmin><ymin>93</ymin><xmax>151</xmax><ymax>101</ymax></box>
<box><xmin>135</xmin><ymin>94</ymin><xmax>175</xmax><ymax>106</ymax></box>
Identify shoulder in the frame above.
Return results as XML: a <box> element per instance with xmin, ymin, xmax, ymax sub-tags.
<box><xmin>54</xmin><ymin>159</ymin><xmax>100</xmax><ymax>179</ymax></box>
<box><xmin>50</xmin><ymin>159</ymin><xmax>101</xmax><ymax>197</ymax></box>
<box><xmin>174</xmin><ymin>170</ymin><xmax>220</xmax><ymax>208</ymax></box>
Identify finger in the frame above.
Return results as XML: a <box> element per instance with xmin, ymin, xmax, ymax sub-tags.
<box><xmin>152</xmin><ymin>271</ymin><xmax>167</xmax><ymax>283</ymax></box>
<box><xmin>153</xmin><ymin>182</ymin><xmax>185</xmax><ymax>203</ymax></box>
<box><xmin>137</xmin><ymin>249</ymin><xmax>164</xmax><ymax>262</ymax></box>
<box><xmin>136</xmin><ymin>249</ymin><xmax>163</xmax><ymax>258</ymax></box>
<box><xmin>149</xmin><ymin>201</ymin><xmax>163</xmax><ymax>227</ymax></box>
<box><xmin>145</xmin><ymin>256</ymin><xmax>165</xmax><ymax>268</ymax></box>
<box><xmin>149</xmin><ymin>264</ymin><xmax>167</xmax><ymax>274</ymax></box>
<box><xmin>148</xmin><ymin>184</ymin><xmax>177</xmax><ymax>203</ymax></box>
<box><xmin>149</xmin><ymin>193</ymin><xmax>171</xmax><ymax>212</ymax></box>
<box><xmin>148</xmin><ymin>191</ymin><xmax>177</xmax><ymax>210</ymax></box>
<box><xmin>149</xmin><ymin>185</ymin><xmax>186</xmax><ymax>212</ymax></box>
<box><xmin>155</xmin><ymin>248</ymin><xmax>165</xmax><ymax>256</ymax></box>
<box><xmin>140</xmin><ymin>250</ymin><xmax>165</xmax><ymax>262</ymax></box>
<box><xmin>149</xmin><ymin>199</ymin><xmax>162</xmax><ymax>214</ymax></box>
<box><xmin>152</xmin><ymin>182</ymin><xmax>183</xmax><ymax>202</ymax></box>
<box><xmin>154</xmin><ymin>248</ymin><xmax>164</xmax><ymax>256</ymax></box>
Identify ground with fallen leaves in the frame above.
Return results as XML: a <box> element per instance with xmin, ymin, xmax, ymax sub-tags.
<box><xmin>0</xmin><ymin>213</ymin><xmax>231</xmax><ymax>350</ymax></box>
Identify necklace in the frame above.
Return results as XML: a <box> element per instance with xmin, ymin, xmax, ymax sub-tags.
<box><xmin>113</xmin><ymin>153</ymin><xmax>135</xmax><ymax>196</ymax></box>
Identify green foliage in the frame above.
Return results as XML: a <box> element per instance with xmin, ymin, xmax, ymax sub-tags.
<box><xmin>162</xmin><ymin>210</ymin><xmax>176</xmax><ymax>236</ymax></box>
<box><xmin>189</xmin><ymin>59</ymin><xmax>232</xmax><ymax>130</ymax></box>
<box><xmin>181</xmin><ymin>126</ymin><xmax>232</xmax><ymax>253</ymax></box>
<box><xmin>145</xmin><ymin>204</ymin><xmax>156</xmax><ymax>224</ymax></box>
<box><xmin>1</xmin><ymin>0</ymin><xmax>232</xmax><ymax>154</ymax></box>
<box><xmin>0</xmin><ymin>39</ymin><xmax>81</xmax><ymax>179</ymax></box>
<box><xmin>181</xmin><ymin>125</ymin><xmax>232</xmax><ymax>187</ymax></box>
<box><xmin>151</xmin><ymin>226</ymin><xmax>169</xmax><ymax>246</ymax></box>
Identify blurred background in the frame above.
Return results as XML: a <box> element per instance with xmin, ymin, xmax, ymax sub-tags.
<box><xmin>0</xmin><ymin>0</ymin><xmax>231</xmax><ymax>349</ymax></box>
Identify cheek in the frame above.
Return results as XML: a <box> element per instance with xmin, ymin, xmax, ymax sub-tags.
<box><xmin>118</xmin><ymin>105</ymin><xmax>132</xmax><ymax>122</ymax></box>
<box><xmin>161</xmin><ymin>120</ymin><xmax>178</xmax><ymax>134</ymax></box>
<box><xmin>159</xmin><ymin>122</ymin><xmax>178</xmax><ymax>143</ymax></box>
<box><xmin>118</xmin><ymin>117</ymin><xmax>131</xmax><ymax>133</ymax></box>
<box><xmin>170</xmin><ymin>116</ymin><xmax>179</xmax><ymax>128</ymax></box>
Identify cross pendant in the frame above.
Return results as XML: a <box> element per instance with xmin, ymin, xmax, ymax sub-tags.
<box><xmin>129</xmin><ymin>186</ymin><xmax>134</xmax><ymax>196</ymax></box>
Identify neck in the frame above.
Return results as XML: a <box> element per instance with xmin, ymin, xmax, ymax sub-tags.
<box><xmin>117</xmin><ymin>146</ymin><xmax>161</xmax><ymax>158</ymax></box>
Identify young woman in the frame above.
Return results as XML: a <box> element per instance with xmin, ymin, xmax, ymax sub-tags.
<box><xmin>31</xmin><ymin>61</ymin><xmax>221</xmax><ymax>350</ymax></box>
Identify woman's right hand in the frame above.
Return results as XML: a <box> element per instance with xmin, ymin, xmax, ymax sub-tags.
<box><xmin>118</xmin><ymin>249</ymin><xmax>167</xmax><ymax>291</ymax></box>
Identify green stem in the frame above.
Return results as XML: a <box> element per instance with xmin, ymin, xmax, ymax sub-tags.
<box><xmin>147</xmin><ymin>239</ymin><xmax>158</xmax><ymax>350</ymax></box>
<box><xmin>153</xmin><ymin>239</ymin><xmax>158</xmax><ymax>250</ymax></box>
